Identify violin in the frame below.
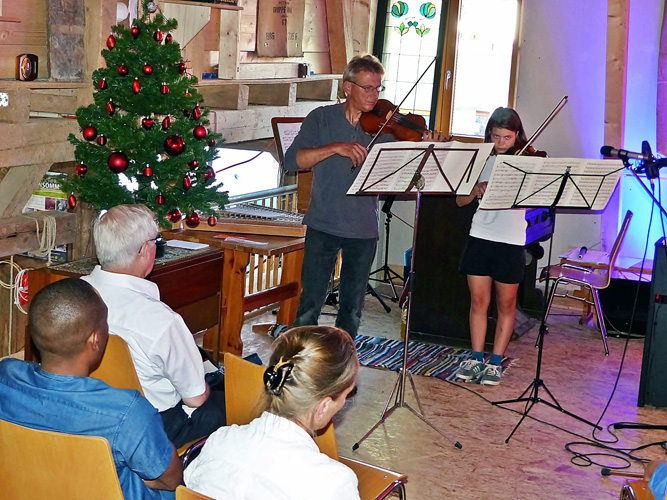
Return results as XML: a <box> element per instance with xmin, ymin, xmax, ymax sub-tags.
<box><xmin>359</xmin><ymin>99</ymin><xmax>427</xmax><ymax>142</ymax></box>
<box><xmin>507</xmin><ymin>144</ymin><xmax>548</xmax><ymax>157</ymax></box>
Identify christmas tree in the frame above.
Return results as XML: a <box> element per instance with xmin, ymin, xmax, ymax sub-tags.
<box><xmin>63</xmin><ymin>0</ymin><xmax>227</xmax><ymax>227</ymax></box>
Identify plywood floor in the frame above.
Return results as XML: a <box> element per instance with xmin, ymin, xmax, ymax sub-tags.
<box><xmin>241</xmin><ymin>290</ymin><xmax>667</xmax><ymax>500</ymax></box>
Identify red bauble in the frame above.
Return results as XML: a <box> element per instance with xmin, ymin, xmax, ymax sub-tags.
<box><xmin>68</xmin><ymin>193</ymin><xmax>77</xmax><ymax>210</ymax></box>
<box><xmin>161</xmin><ymin>115</ymin><xmax>172</xmax><ymax>130</ymax></box>
<box><xmin>165</xmin><ymin>33</ymin><xmax>173</xmax><ymax>44</ymax></box>
<box><xmin>207</xmin><ymin>215</ymin><xmax>217</xmax><ymax>227</ymax></box>
<box><xmin>118</xmin><ymin>64</ymin><xmax>129</xmax><ymax>76</ymax></box>
<box><xmin>141</xmin><ymin>117</ymin><xmax>154</xmax><ymax>129</ymax></box>
<box><xmin>143</xmin><ymin>64</ymin><xmax>153</xmax><ymax>75</ymax></box>
<box><xmin>132</xmin><ymin>78</ymin><xmax>141</xmax><ymax>94</ymax></box>
<box><xmin>188</xmin><ymin>160</ymin><xmax>198</xmax><ymax>170</ymax></box>
<box><xmin>106</xmin><ymin>34</ymin><xmax>115</xmax><ymax>50</ymax></box>
<box><xmin>107</xmin><ymin>100</ymin><xmax>116</xmax><ymax>116</ymax></box>
<box><xmin>192</xmin><ymin>105</ymin><xmax>202</xmax><ymax>120</ymax></box>
<box><xmin>154</xmin><ymin>29</ymin><xmax>163</xmax><ymax>42</ymax></box>
<box><xmin>167</xmin><ymin>208</ymin><xmax>182</xmax><ymax>223</ymax></box>
<box><xmin>193</xmin><ymin>125</ymin><xmax>207</xmax><ymax>140</ymax></box>
<box><xmin>209</xmin><ymin>138</ymin><xmax>216</xmax><ymax>148</ymax></box>
<box><xmin>204</xmin><ymin>167</ymin><xmax>215</xmax><ymax>182</ymax></box>
<box><xmin>183</xmin><ymin>175</ymin><xmax>192</xmax><ymax>190</ymax></box>
<box><xmin>177</xmin><ymin>61</ymin><xmax>186</xmax><ymax>75</ymax></box>
<box><xmin>96</xmin><ymin>135</ymin><xmax>107</xmax><ymax>146</ymax></box>
<box><xmin>131</xmin><ymin>26</ymin><xmax>141</xmax><ymax>38</ymax></box>
<box><xmin>156</xmin><ymin>193</ymin><xmax>165</xmax><ymax>205</ymax></box>
<box><xmin>164</xmin><ymin>136</ymin><xmax>185</xmax><ymax>156</ymax></box>
<box><xmin>82</xmin><ymin>125</ymin><xmax>97</xmax><ymax>141</ymax></box>
<box><xmin>160</xmin><ymin>83</ymin><xmax>169</xmax><ymax>95</ymax></box>
<box><xmin>185</xmin><ymin>91</ymin><xmax>191</xmax><ymax>97</ymax></box>
<box><xmin>144</xmin><ymin>166</ymin><xmax>153</xmax><ymax>177</ymax></box>
<box><xmin>76</xmin><ymin>163</ymin><xmax>87</xmax><ymax>177</ymax></box>
<box><xmin>185</xmin><ymin>212</ymin><xmax>200</xmax><ymax>228</ymax></box>
<box><xmin>97</xmin><ymin>78</ymin><xmax>108</xmax><ymax>90</ymax></box>
<box><xmin>107</xmin><ymin>151</ymin><xmax>129</xmax><ymax>173</ymax></box>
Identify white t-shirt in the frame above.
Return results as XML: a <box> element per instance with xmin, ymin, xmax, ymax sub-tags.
<box><xmin>185</xmin><ymin>412</ymin><xmax>361</xmax><ymax>500</ymax></box>
<box><xmin>83</xmin><ymin>266</ymin><xmax>206</xmax><ymax>412</ymax></box>
<box><xmin>469</xmin><ymin>156</ymin><xmax>527</xmax><ymax>246</ymax></box>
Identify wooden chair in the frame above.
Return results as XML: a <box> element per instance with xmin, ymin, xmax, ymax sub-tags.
<box><xmin>224</xmin><ymin>353</ymin><xmax>407</xmax><ymax>500</ymax></box>
<box><xmin>0</xmin><ymin>418</ymin><xmax>125</xmax><ymax>500</ymax></box>
<box><xmin>176</xmin><ymin>485</ymin><xmax>215</xmax><ymax>500</ymax></box>
<box><xmin>90</xmin><ymin>334</ymin><xmax>144</xmax><ymax>394</ymax></box>
<box><xmin>540</xmin><ymin>210</ymin><xmax>633</xmax><ymax>355</ymax></box>
<box><xmin>620</xmin><ymin>479</ymin><xmax>655</xmax><ymax>500</ymax></box>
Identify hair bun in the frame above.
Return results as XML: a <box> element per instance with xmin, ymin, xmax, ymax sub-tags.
<box><xmin>263</xmin><ymin>357</ymin><xmax>294</xmax><ymax>396</ymax></box>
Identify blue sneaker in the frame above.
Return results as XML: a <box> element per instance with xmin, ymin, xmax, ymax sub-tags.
<box><xmin>456</xmin><ymin>359</ymin><xmax>485</xmax><ymax>381</ymax></box>
<box><xmin>479</xmin><ymin>364</ymin><xmax>503</xmax><ymax>385</ymax></box>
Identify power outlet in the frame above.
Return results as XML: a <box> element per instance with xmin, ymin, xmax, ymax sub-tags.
<box><xmin>0</xmin><ymin>92</ymin><xmax>8</xmax><ymax>107</ymax></box>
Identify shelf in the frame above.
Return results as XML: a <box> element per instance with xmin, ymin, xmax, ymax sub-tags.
<box><xmin>160</xmin><ymin>0</ymin><xmax>243</xmax><ymax>10</ymax></box>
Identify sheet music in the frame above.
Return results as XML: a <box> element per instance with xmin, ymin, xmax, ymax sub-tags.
<box><xmin>479</xmin><ymin>156</ymin><xmax>624</xmax><ymax>210</ymax></box>
<box><xmin>276</xmin><ymin>122</ymin><xmax>302</xmax><ymax>156</ymax></box>
<box><xmin>347</xmin><ymin>141</ymin><xmax>493</xmax><ymax>195</ymax></box>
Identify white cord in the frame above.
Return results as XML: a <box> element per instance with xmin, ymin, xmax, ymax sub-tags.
<box><xmin>25</xmin><ymin>214</ymin><xmax>57</xmax><ymax>266</ymax></box>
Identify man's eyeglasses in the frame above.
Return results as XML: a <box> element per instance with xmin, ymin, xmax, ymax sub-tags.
<box><xmin>349</xmin><ymin>81</ymin><xmax>385</xmax><ymax>94</ymax></box>
<box><xmin>139</xmin><ymin>233</ymin><xmax>163</xmax><ymax>253</ymax></box>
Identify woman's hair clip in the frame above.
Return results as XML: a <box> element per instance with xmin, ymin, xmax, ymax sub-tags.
<box><xmin>263</xmin><ymin>357</ymin><xmax>294</xmax><ymax>396</ymax></box>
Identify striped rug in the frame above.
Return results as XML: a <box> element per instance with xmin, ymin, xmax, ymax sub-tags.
<box><xmin>354</xmin><ymin>334</ymin><xmax>515</xmax><ymax>382</ymax></box>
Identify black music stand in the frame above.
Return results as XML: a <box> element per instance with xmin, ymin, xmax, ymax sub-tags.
<box><xmin>483</xmin><ymin>154</ymin><xmax>624</xmax><ymax>442</ymax></box>
<box><xmin>348</xmin><ymin>140</ymin><xmax>493</xmax><ymax>450</ymax></box>
<box><xmin>368</xmin><ymin>196</ymin><xmax>404</xmax><ymax>301</ymax></box>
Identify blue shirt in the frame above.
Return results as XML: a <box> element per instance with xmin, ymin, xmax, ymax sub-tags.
<box><xmin>0</xmin><ymin>358</ymin><xmax>175</xmax><ymax>500</ymax></box>
<box><xmin>650</xmin><ymin>463</ymin><xmax>667</xmax><ymax>500</ymax></box>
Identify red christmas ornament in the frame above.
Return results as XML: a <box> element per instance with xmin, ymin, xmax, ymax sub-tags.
<box><xmin>167</xmin><ymin>208</ymin><xmax>182</xmax><ymax>223</ymax></box>
<box><xmin>106</xmin><ymin>34</ymin><xmax>115</xmax><ymax>50</ymax></box>
<box><xmin>204</xmin><ymin>167</ymin><xmax>215</xmax><ymax>182</ymax></box>
<box><xmin>107</xmin><ymin>100</ymin><xmax>116</xmax><ymax>116</ymax></box>
<box><xmin>207</xmin><ymin>215</ymin><xmax>217</xmax><ymax>227</ymax></box>
<box><xmin>193</xmin><ymin>125</ymin><xmax>207</xmax><ymax>140</ymax></box>
<box><xmin>188</xmin><ymin>160</ymin><xmax>198</xmax><ymax>170</ymax></box>
<box><xmin>76</xmin><ymin>163</ymin><xmax>87</xmax><ymax>177</ymax></box>
<box><xmin>185</xmin><ymin>212</ymin><xmax>200</xmax><ymax>228</ymax></box>
<box><xmin>131</xmin><ymin>26</ymin><xmax>141</xmax><ymax>38</ymax></box>
<box><xmin>161</xmin><ymin>115</ymin><xmax>172</xmax><ymax>130</ymax></box>
<box><xmin>209</xmin><ymin>138</ymin><xmax>216</xmax><ymax>148</ymax></box>
<box><xmin>164</xmin><ymin>136</ymin><xmax>185</xmax><ymax>156</ymax></box>
<box><xmin>82</xmin><ymin>125</ymin><xmax>97</xmax><ymax>141</ymax></box>
<box><xmin>143</xmin><ymin>64</ymin><xmax>153</xmax><ymax>75</ymax></box>
<box><xmin>118</xmin><ymin>64</ymin><xmax>129</xmax><ymax>76</ymax></box>
<box><xmin>144</xmin><ymin>166</ymin><xmax>153</xmax><ymax>177</ymax></box>
<box><xmin>68</xmin><ymin>193</ymin><xmax>77</xmax><ymax>210</ymax></box>
<box><xmin>97</xmin><ymin>78</ymin><xmax>108</xmax><ymax>90</ymax></box>
<box><xmin>192</xmin><ymin>105</ymin><xmax>202</xmax><ymax>120</ymax></box>
<box><xmin>96</xmin><ymin>135</ymin><xmax>107</xmax><ymax>146</ymax></box>
<box><xmin>165</xmin><ymin>33</ymin><xmax>173</xmax><ymax>44</ymax></box>
<box><xmin>185</xmin><ymin>91</ymin><xmax>191</xmax><ymax>97</ymax></box>
<box><xmin>107</xmin><ymin>151</ymin><xmax>129</xmax><ymax>173</ymax></box>
<box><xmin>132</xmin><ymin>78</ymin><xmax>141</xmax><ymax>94</ymax></box>
<box><xmin>183</xmin><ymin>175</ymin><xmax>192</xmax><ymax>190</ymax></box>
<box><xmin>156</xmin><ymin>193</ymin><xmax>165</xmax><ymax>205</ymax></box>
<box><xmin>154</xmin><ymin>29</ymin><xmax>163</xmax><ymax>42</ymax></box>
<box><xmin>177</xmin><ymin>61</ymin><xmax>186</xmax><ymax>75</ymax></box>
<box><xmin>160</xmin><ymin>83</ymin><xmax>170</xmax><ymax>95</ymax></box>
<box><xmin>141</xmin><ymin>117</ymin><xmax>154</xmax><ymax>129</ymax></box>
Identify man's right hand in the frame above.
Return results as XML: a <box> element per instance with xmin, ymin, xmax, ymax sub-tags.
<box><xmin>334</xmin><ymin>142</ymin><xmax>368</xmax><ymax>169</ymax></box>
<box><xmin>296</xmin><ymin>142</ymin><xmax>368</xmax><ymax>171</ymax></box>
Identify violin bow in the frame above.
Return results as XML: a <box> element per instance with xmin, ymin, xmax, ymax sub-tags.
<box><xmin>365</xmin><ymin>56</ymin><xmax>438</xmax><ymax>153</ymax></box>
<box><xmin>516</xmin><ymin>95</ymin><xmax>568</xmax><ymax>155</ymax></box>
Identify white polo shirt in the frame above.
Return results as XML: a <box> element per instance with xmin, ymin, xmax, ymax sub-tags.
<box><xmin>83</xmin><ymin>266</ymin><xmax>206</xmax><ymax>412</ymax></box>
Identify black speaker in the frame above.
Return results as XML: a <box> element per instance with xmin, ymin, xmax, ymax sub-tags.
<box><xmin>638</xmin><ymin>238</ymin><xmax>667</xmax><ymax>407</ymax></box>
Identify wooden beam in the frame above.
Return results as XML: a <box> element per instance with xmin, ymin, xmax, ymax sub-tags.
<box><xmin>0</xmin><ymin>120</ymin><xmax>79</xmax><ymax>155</ymax></box>
<box><xmin>218</xmin><ymin>8</ymin><xmax>242</xmax><ymax>78</ymax></box>
<box><xmin>0</xmin><ymin>211</ymin><xmax>77</xmax><ymax>258</ymax></box>
<box><xmin>325</xmin><ymin>0</ymin><xmax>353</xmax><ymax>73</ymax></box>
<box><xmin>162</xmin><ymin>2</ymin><xmax>211</xmax><ymax>48</ymax></box>
<box><xmin>0</xmin><ymin>86</ymin><xmax>30</xmax><ymax>122</ymax></box>
<box><xmin>84</xmin><ymin>0</ymin><xmax>117</xmax><ymax>81</ymax></box>
<box><xmin>296</xmin><ymin>79</ymin><xmax>337</xmax><ymax>101</ymax></box>
<box><xmin>237</xmin><ymin>62</ymin><xmax>300</xmax><ymax>79</ymax></box>
<box><xmin>0</xmin><ymin>163</ymin><xmax>52</xmax><ymax>218</ymax></box>
<box><xmin>248</xmin><ymin>83</ymin><xmax>297</xmax><ymax>106</ymax></box>
<box><xmin>196</xmin><ymin>83</ymin><xmax>249</xmax><ymax>109</ymax></box>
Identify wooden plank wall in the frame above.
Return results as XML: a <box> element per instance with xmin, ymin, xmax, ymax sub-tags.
<box><xmin>0</xmin><ymin>0</ymin><xmax>48</xmax><ymax>79</ymax></box>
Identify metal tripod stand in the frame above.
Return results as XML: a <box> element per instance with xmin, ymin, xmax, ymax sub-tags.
<box><xmin>369</xmin><ymin>196</ymin><xmax>404</xmax><ymax>301</ymax></box>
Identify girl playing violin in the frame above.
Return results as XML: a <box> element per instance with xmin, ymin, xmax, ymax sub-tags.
<box><xmin>455</xmin><ymin>107</ymin><xmax>529</xmax><ymax>386</ymax></box>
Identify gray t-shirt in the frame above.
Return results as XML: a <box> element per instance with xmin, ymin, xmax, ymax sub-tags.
<box><xmin>285</xmin><ymin>103</ymin><xmax>393</xmax><ymax>239</ymax></box>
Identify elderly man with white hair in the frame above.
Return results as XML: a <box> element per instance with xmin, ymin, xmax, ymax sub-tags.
<box><xmin>82</xmin><ymin>204</ymin><xmax>226</xmax><ymax>448</ymax></box>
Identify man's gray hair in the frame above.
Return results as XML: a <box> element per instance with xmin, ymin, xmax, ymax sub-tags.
<box><xmin>342</xmin><ymin>54</ymin><xmax>385</xmax><ymax>82</ymax></box>
<box><xmin>93</xmin><ymin>204</ymin><xmax>158</xmax><ymax>268</ymax></box>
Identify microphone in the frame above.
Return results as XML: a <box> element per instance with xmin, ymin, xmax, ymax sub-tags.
<box><xmin>600</xmin><ymin>145</ymin><xmax>653</xmax><ymax>162</ymax></box>
<box><xmin>578</xmin><ymin>246</ymin><xmax>587</xmax><ymax>259</ymax></box>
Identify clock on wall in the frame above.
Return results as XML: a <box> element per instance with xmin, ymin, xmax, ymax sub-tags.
<box><xmin>16</xmin><ymin>54</ymin><xmax>38</xmax><ymax>81</ymax></box>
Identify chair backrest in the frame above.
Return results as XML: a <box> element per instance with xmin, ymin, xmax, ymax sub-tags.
<box><xmin>223</xmin><ymin>353</ymin><xmax>339</xmax><ymax>460</ymax></box>
<box><xmin>90</xmin><ymin>334</ymin><xmax>144</xmax><ymax>394</ymax></box>
<box><xmin>176</xmin><ymin>485</ymin><xmax>215</xmax><ymax>500</ymax></box>
<box><xmin>0</xmin><ymin>418</ymin><xmax>125</xmax><ymax>500</ymax></box>
<box><xmin>602</xmin><ymin>210</ymin><xmax>633</xmax><ymax>287</ymax></box>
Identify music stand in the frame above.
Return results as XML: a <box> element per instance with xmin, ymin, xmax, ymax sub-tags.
<box><xmin>482</xmin><ymin>154</ymin><xmax>624</xmax><ymax>442</ymax></box>
<box><xmin>348</xmin><ymin>140</ymin><xmax>494</xmax><ymax>450</ymax></box>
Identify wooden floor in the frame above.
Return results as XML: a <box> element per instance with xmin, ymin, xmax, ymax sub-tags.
<box><xmin>242</xmin><ymin>290</ymin><xmax>667</xmax><ymax>500</ymax></box>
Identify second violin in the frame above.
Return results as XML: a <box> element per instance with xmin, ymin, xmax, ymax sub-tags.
<box><xmin>359</xmin><ymin>99</ymin><xmax>427</xmax><ymax>142</ymax></box>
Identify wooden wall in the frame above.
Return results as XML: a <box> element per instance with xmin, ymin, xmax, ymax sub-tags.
<box><xmin>0</xmin><ymin>0</ymin><xmax>49</xmax><ymax>79</ymax></box>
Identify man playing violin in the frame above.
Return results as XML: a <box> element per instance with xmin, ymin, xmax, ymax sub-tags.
<box><xmin>285</xmin><ymin>54</ymin><xmax>444</xmax><ymax>338</ymax></box>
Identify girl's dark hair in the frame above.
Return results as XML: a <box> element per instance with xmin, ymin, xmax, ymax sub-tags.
<box><xmin>262</xmin><ymin>326</ymin><xmax>359</xmax><ymax>421</ymax></box>
<box><xmin>484</xmin><ymin>107</ymin><xmax>528</xmax><ymax>150</ymax></box>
